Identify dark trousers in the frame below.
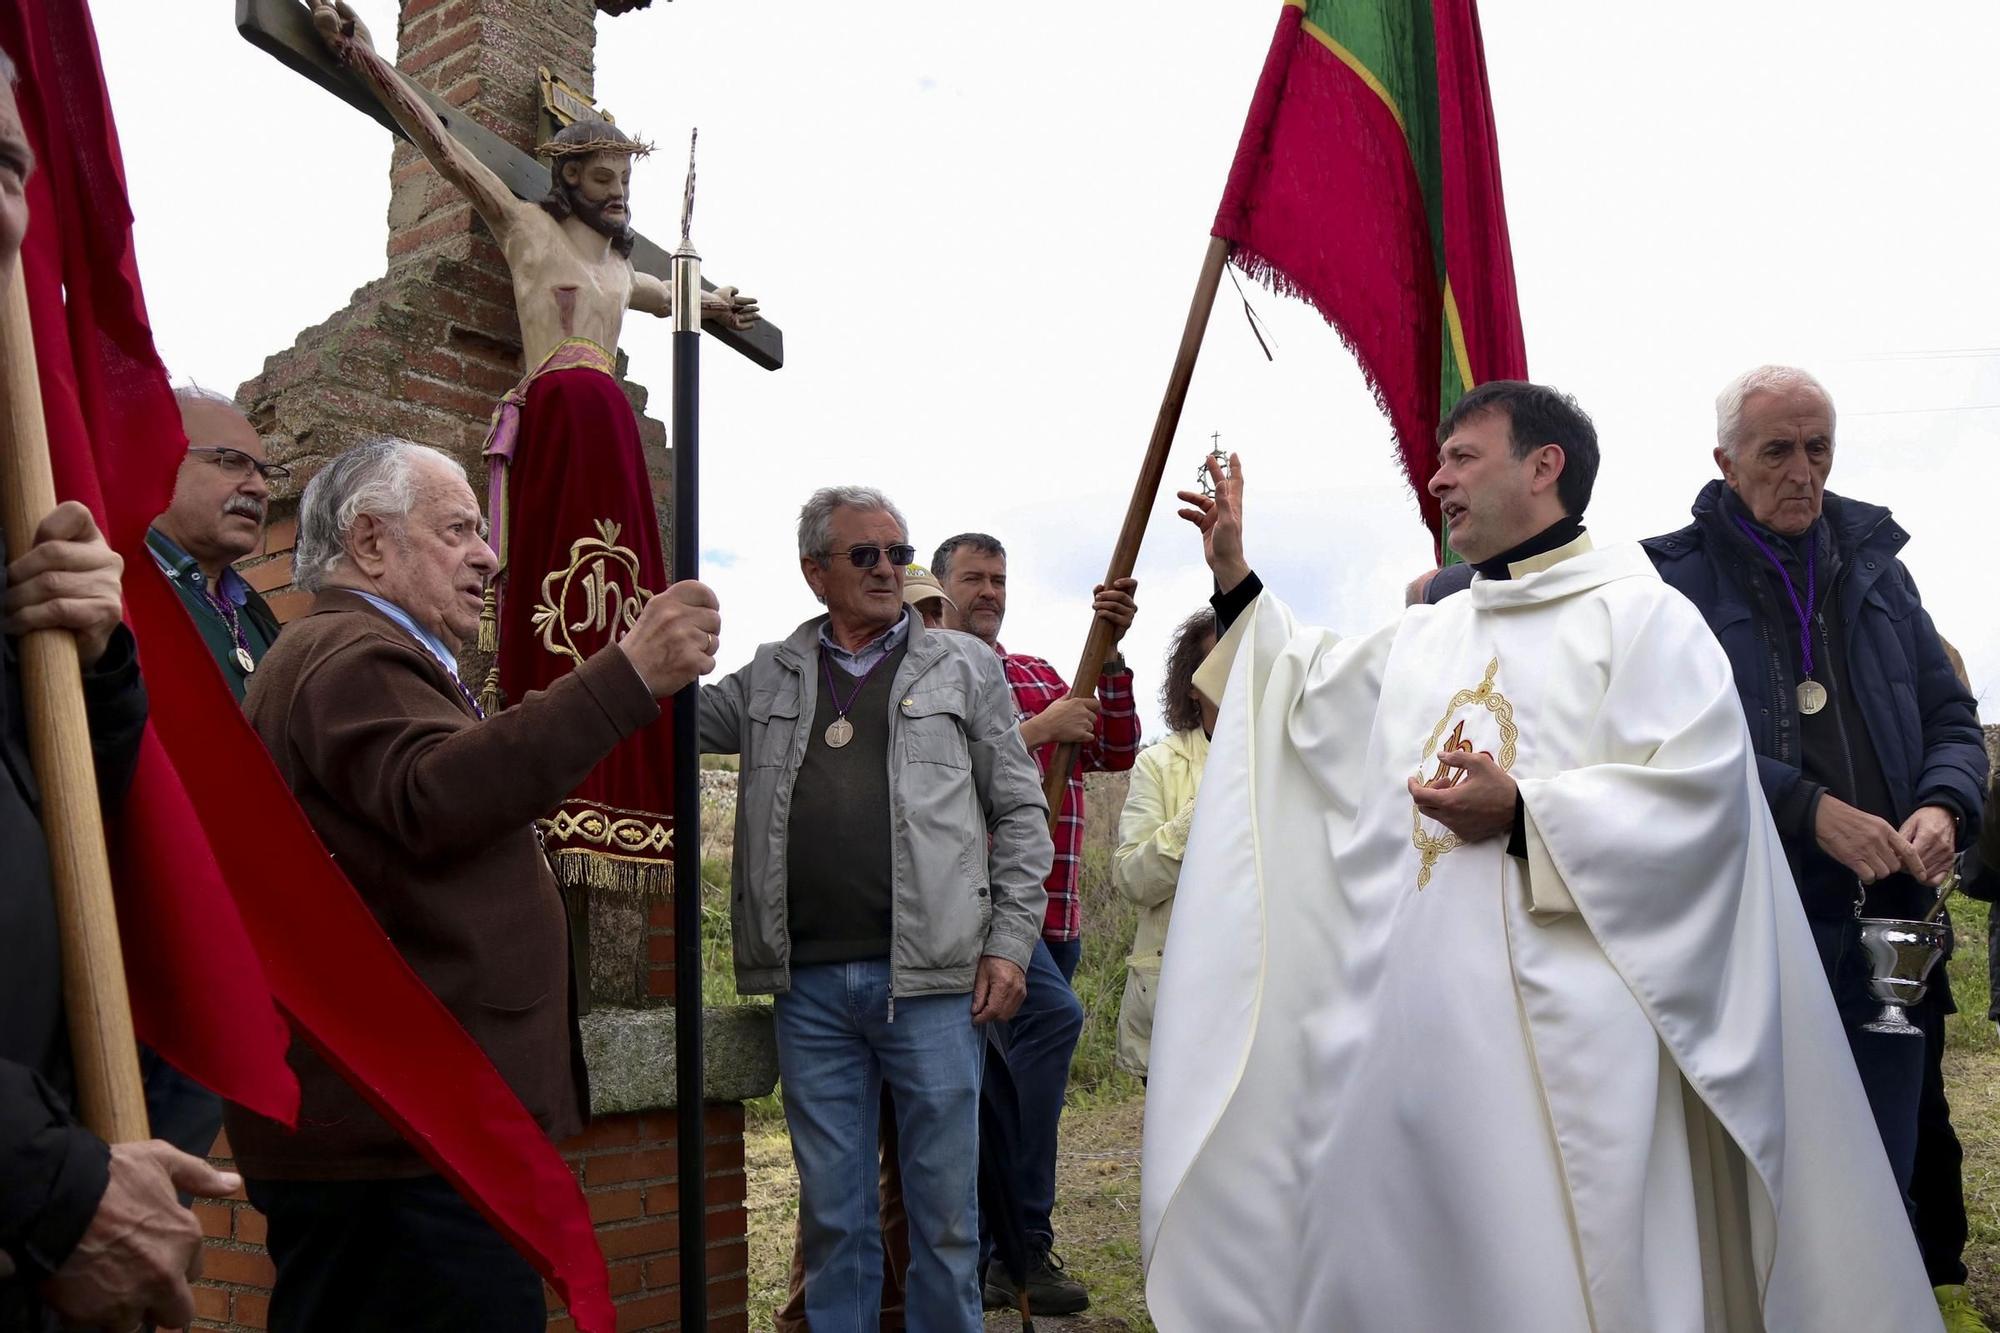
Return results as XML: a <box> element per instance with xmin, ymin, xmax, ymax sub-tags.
<box><xmin>246</xmin><ymin>1175</ymin><xmax>543</xmax><ymax>1332</ymax></box>
<box><xmin>986</xmin><ymin>939</ymin><xmax>1084</xmax><ymax>1251</ymax></box>
<box><xmin>1912</xmin><ymin>994</ymin><xmax>1969</xmax><ymax>1286</ymax></box>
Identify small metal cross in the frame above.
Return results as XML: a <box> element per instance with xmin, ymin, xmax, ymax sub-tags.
<box><xmin>1197</xmin><ymin>431</ymin><xmax>1230</xmax><ymax>497</ymax></box>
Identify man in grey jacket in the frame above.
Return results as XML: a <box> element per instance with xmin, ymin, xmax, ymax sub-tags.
<box><xmin>700</xmin><ymin>485</ymin><xmax>1050</xmax><ymax>1333</ymax></box>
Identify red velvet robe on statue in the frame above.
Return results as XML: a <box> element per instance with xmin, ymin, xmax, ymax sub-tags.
<box><xmin>485</xmin><ymin>340</ymin><xmax>675</xmax><ymax>895</ymax></box>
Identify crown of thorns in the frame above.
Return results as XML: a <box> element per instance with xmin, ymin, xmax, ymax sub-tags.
<box><xmin>540</xmin><ymin>135</ymin><xmax>655</xmax><ymax>160</ymax></box>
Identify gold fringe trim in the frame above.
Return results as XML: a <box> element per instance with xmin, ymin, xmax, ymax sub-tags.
<box><xmin>547</xmin><ymin>848</ymin><xmax>674</xmax><ymax>899</ymax></box>
<box><xmin>478</xmin><ymin>664</ymin><xmax>505</xmax><ymax>718</ymax></box>
<box><xmin>477</xmin><ymin>581</ymin><xmax>499</xmax><ymax>653</ymax></box>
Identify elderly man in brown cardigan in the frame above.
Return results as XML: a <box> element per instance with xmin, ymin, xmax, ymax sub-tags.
<box><xmin>226</xmin><ymin>437</ymin><xmax>720</xmax><ymax>1332</ymax></box>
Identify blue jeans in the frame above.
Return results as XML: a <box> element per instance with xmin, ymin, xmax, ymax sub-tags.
<box><xmin>992</xmin><ymin>939</ymin><xmax>1085</xmax><ymax>1246</ymax></box>
<box><xmin>775</xmin><ymin>961</ymin><xmax>984</xmax><ymax>1333</ymax></box>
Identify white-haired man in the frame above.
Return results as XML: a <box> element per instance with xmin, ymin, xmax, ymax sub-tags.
<box><xmin>225</xmin><ymin>438</ymin><xmax>721</xmax><ymax>1331</ymax></box>
<box><xmin>1645</xmin><ymin>365</ymin><xmax>1987</xmax><ymax>1331</ymax></box>
<box><xmin>700</xmin><ymin>486</ymin><xmax>1051</xmax><ymax>1333</ymax></box>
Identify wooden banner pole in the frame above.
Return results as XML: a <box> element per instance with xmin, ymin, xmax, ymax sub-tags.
<box><xmin>1041</xmin><ymin>235</ymin><xmax>1232</xmax><ymax>827</ymax></box>
<box><xmin>0</xmin><ymin>265</ymin><xmax>149</xmax><ymax>1143</ymax></box>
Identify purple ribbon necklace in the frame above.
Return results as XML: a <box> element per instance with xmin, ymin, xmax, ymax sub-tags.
<box><xmin>1734</xmin><ymin>516</ymin><xmax>1827</xmax><ymax>714</ymax></box>
<box><xmin>199</xmin><ymin>581</ymin><xmax>257</xmax><ymax>675</ymax></box>
<box><xmin>820</xmin><ymin>648</ymin><xmax>891</xmax><ymax>748</ymax></box>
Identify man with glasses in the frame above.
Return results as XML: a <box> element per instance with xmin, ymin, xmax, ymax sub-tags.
<box><xmin>147</xmin><ymin>385</ymin><xmax>286</xmax><ymax>701</ymax></box>
<box><xmin>700</xmin><ymin>487</ymin><xmax>1051</xmax><ymax>1333</ymax></box>
<box><xmin>134</xmin><ymin>386</ymin><xmax>290</xmax><ymax>1194</ymax></box>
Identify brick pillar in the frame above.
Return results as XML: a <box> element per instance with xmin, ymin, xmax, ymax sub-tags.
<box><xmin>193</xmin><ymin>1107</ymin><xmax>751</xmax><ymax>1332</ymax></box>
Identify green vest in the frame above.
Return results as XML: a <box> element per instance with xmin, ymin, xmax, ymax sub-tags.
<box><xmin>145</xmin><ymin>528</ymin><xmax>281</xmax><ymax>701</ymax></box>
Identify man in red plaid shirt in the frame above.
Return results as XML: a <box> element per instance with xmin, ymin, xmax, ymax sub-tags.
<box><xmin>932</xmin><ymin>533</ymin><xmax>1141</xmax><ymax>1315</ymax></box>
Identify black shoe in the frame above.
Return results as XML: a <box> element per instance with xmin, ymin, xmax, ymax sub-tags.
<box><xmin>991</xmin><ymin>1246</ymin><xmax>1090</xmax><ymax>1317</ymax></box>
<box><xmin>982</xmin><ymin>1263</ymin><xmax>1013</xmax><ymax>1311</ymax></box>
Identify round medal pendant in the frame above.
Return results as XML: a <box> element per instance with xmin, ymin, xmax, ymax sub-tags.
<box><xmin>235</xmin><ymin>646</ymin><xmax>257</xmax><ymax>673</ymax></box>
<box><xmin>1797</xmin><ymin>679</ymin><xmax>1827</xmax><ymax>715</ymax></box>
<box><xmin>825</xmin><ymin>716</ymin><xmax>854</xmax><ymax>749</ymax></box>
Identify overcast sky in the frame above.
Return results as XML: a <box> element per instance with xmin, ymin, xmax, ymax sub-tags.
<box><xmin>94</xmin><ymin>1</ymin><xmax>2000</xmax><ymax>729</ymax></box>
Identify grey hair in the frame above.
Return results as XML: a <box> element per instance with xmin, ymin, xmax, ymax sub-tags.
<box><xmin>171</xmin><ymin>380</ymin><xmax>239</xmax><ymax>410</ymax></box>
<box><xmin>0</xmin><ymin>48</ymin><xmax>16</xmax><ymax>86</ymax></box>
<box><xmin>1715</xmin><ymin>365</ymin><xmax>1835</xmax><ymax>458</ymax></box>
<box><xmin>293</xmin><ymin>438</ymin><xmax>466</xmax><ymax>592</ymax></box>
<box><xmin>797</xmin><ymin>486</ymin><xmax>908</xmax><ymax>561</ymax></box>
<box><xmin>930</xmin><ymin>532</ymin><xmax>1005</xmax><ymax>586</ymax></box>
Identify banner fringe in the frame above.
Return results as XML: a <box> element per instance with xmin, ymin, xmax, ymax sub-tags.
<box><xmin>548</xmin><ymin>849</ymin><xmax>673</xmax><ymax>900</ymax></box>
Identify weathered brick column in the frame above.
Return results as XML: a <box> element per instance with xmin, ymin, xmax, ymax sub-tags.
<box><xmin>199</xmin><ymin>3</ymin><xmax>775</xmax><ymax>1328</ymax></box>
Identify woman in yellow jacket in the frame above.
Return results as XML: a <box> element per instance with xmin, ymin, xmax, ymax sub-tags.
<box><xmin>1113</xmin><ymin>609</ymin><xmax>1217</xmax><ymax>1080</ymax></box>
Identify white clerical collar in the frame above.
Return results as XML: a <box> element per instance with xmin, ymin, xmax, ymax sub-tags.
<box><xmin>1506</xmin><ymin>530</ymin><xmax>1595</xmax><ymax>580</ymax></box>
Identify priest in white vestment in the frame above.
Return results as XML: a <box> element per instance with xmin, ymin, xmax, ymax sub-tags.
<box><xmin>1141</xmin><ymin>382</ymin><xmax>1940</xmax><ymax>1333</ymax></box>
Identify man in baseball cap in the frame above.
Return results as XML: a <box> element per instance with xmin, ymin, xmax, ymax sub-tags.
<box><xmin>902</xmin><ymin>564</ymin><xmax>955</xmax><ymax>629</ymax></box>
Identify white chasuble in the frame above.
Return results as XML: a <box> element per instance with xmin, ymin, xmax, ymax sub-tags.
<box><xmin>1140</xmin><ymin>543</ymin><xmax>1939</xmax><ymax>1333</ymax></box>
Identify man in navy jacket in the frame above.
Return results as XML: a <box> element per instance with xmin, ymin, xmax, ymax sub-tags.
<box><xmin>1643</xmin><ymin>365</ymin><xmax>1985</xmax><ymax>1330</ymax></box>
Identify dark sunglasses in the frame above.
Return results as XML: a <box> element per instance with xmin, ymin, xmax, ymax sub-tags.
<box><xmin>825</xmin><ymin>543</ymin><xmax>916</xmax><ymax>569</ymax></box>
<box><xmin>188</xmin><ymin>445</ymin><xmax>291</xmax><ymax>483</ymax></box>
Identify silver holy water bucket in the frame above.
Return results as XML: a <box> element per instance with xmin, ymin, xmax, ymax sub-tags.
<box><xmin>1854</xmin><ymin>916</ymin><xmax>1952</xmax><ymax>1036</ymax></box>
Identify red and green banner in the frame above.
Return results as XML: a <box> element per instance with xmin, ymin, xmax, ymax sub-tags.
<box><xmin>1215</xmin><ymin>0</ymin><xmax>1528</xmax><ymax>555</ymax></box>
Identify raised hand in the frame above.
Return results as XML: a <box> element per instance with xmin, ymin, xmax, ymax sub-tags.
<box><xmin>1093</xmin><ymin>577</ymin><xmax>1139</xmax><ymax>645</ymax></box>
<box><xmin>312</xmin><ymin>0</ymin><xmax>375</xmax><ymax>53</ymax></box>
<box><xmin>619</xmin><ymin>579</ymin><xmax>721</xmax><ymax>697</ymax></box>
<box><xmin>1175</xmin><ymin>452</ymin><xmax>1250</xmax><ymax>592</ymax></box>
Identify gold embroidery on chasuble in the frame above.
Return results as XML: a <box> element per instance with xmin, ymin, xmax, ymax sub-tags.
<box><xmin>532</xmin><ymin>519</ymin><xmax>656</xmax><ymax>663</ymax></box>
<box><xmin>1410</xmin><ymin>656</ymin><xmax>1519</xmax><ymax>889</ymax></box>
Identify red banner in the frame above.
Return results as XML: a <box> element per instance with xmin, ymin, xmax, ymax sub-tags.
<box><xmin>2</xmin><ymin>5</ymin><xmax>612</xmax><ymax>1327</ymax></box>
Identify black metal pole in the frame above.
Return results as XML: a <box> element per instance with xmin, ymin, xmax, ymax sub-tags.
<box><xmin>670</xmin><ymin>237</ymin><xmax>707</xmax><ymax>1330</ymax></box>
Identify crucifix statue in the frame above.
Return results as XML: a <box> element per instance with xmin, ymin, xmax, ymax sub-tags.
<box><xmin>309</xmin><ymin>0</ymin><xmax>748</xmax><ymax>897</ymax></box>
<box><xmin>312</xmin><ymin>1</ymin><xmax>759</xmax><ymax>366</ymax></box>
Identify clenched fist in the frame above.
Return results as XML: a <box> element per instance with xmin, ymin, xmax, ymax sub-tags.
<box><xmin>42</xmin><ymin>1139</ymin><xmax>241</xmax><ymax>1332</ymax></box>
<box><xmin>1021</xmin><ymin>695</ymin><xmax>1100</xmax><ymax>749</ymax></box>
<box><xmin>4</xmin><ymin>500</ymin><xmax>126</xmax><ymax>666</ymax></box>
<box><xmin>619</xmin><ymin>580</ymin><xmax>721</xmax><ymax>697</ymax></box>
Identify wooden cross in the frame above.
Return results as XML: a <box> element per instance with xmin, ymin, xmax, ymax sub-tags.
<box><xmin>234</xmin><ymin>0</ymin><xmax>785</xmax><ymax>371</ymax></box>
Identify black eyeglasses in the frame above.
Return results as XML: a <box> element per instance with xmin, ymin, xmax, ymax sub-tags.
<box><xmin>188</xmin><ymin>446</ymin><xmax>291</xmax><ymax>483</ymax></box>
<box><xmin>824</xmin><ymin>543</ymin><xmax>916</xmax><ymax>569</ymax></box>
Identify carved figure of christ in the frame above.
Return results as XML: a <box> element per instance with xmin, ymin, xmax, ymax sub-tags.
<box><xmin>312</xmin><ymin>0</ymin><xmax>758</xmax><ymax>371</ymax></box>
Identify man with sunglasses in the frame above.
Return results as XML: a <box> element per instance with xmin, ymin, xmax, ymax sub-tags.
<box><xmin>700</xmin><ymin>486</ymin><xmax>1050</xmax><ymax>1333</ymax></box>
<box><xmin>147</xmin><ymin>386</ymin><xmax>286</xmax><ymax>701</ymax></box>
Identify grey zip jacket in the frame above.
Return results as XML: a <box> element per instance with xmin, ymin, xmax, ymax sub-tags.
<box><xmin>699</xmin><ymin>614</ymin><xmax>1051</xmax><ymax>997</ymax></box>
